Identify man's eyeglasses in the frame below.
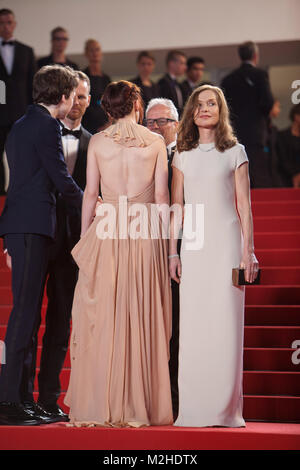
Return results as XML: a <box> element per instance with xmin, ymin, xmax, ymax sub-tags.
<box><xmin>53</xmin><ymin>37</ymin><xmax>69</xmax><ymax>42</ymax></box>
<box><xmin>145</xmin><ymin>118</ymin><xmax>176</xmax><ymax>127</ymax></box>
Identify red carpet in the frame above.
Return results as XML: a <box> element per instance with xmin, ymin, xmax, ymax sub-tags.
<box><xmin>0</xmin><ymin>188</ymin><xmax>300</xmax><ymax>449</ymax></box>
<box><xmin>0</xmin><ymin>422</ymin><xmax>299</xmax><ymax>450</ymax></box>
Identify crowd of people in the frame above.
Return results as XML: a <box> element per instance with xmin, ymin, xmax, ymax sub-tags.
<box><xmin>0</xmin><ymin>7</ymin><xmax>298</xmax><ymax>429</ymax></box>
<box><xmin>1</xmin><ymin>8</ymin><xmax>299</xmax><ymax>194</ymax></box>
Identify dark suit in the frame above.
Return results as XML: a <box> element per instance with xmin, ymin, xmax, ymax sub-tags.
<box><xmin>221</xmin><ymin>62</ymin><xmax>274</xmax><ymax>188</ymax></box>
<box><xmin>0</xmin><ymin>40</ymin><xmax>36</xmax><ymax>193</ymax></box>
<box><xmin>158</xmin><ymin>74</ymin><xmax>184</xmax><ymax>116</ymax></box>
<box><xmin>0</xmin><ymin>104</ymin><xmax>83</xmax><ymax>404</ymax></box>
<box><xmin>37</xmin><ymin>126</ymin><xmax>91</xmax><ymax>406</ymax></box>
<box><xmin>130</xmin><ymin>76</ymin><xmax>160</xmax><ymax>108</ymax></box>
<box><xmin>167</xmin><ymin>144</ymin><xmax>180</xmax><ymax>420</ymax></box>
<box><xmin>181</xmin><ymin>79</ymin><xmax>212</xmax><ymax>106</ymax></box>
<box><xmin>276</xmin><ymin>127</ymin><xmax>300</xmax><ymax>187</ymax></box>
<box><xmin>37</xmin><ymin>55</ymin><xmax>78</xmax><ymax>70</ymax></box>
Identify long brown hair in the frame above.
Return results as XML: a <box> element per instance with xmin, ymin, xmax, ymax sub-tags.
<box><xmin>177</xmin><ymin>85</ymin><xmax>237</xmax><ymax>153</ymax></box>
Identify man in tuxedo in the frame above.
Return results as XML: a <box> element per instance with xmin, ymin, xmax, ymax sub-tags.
<box><xmin>0</xmin><ymin>65</ymin><xmax>83</xmax><ymax>426</ymax></box>
<box><xmin>181</xmin><ymin>56</ymin><xmax>208</xmax><ymax>105</ymax></box>
<box><xmin>276</xmin><ymin>103</ymin><xmax>300</xmax><ymax>188</ymax></box>
<box><xmin>37</xmin><ymin>27</ymin><xmax>78</xmax><ymax>70</ymax></box>
<box><xmin>158</xmin><ymin>50</ymin><xmax>187</xmax><ymax>116</ymax></box>
<box><xmin>145</xmin><ymin>98</ymin><xmax>180</xmax><ymax>419</ymax></box>
<box><xmin>221</xmin><ymin>41</ymin><xmax>274</xmax><ymax>188</ymax></box>
<box><xmin>36</xmin><ymin>71</ymin><xmax>91</xmax><ymax>421</ymax></box>
<box><xmin>0</xmin><ymin>8</ymin><xmax>36</xmax><ymax>195</ymax></box>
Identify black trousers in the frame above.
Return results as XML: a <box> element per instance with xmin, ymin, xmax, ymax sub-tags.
<box><xmin>169</xmin><ymin>278</ymin><xmax>179</xmax><ymax>420</ymax></box>
<box><xmin>0</xmin><ymin>234</ymin><xmax>51</xmax><ymax>403</ymax></box>
<box><xmin>168</xmin><ymin>238</ymin><xmax>181</xmax><ymax>420</ymax></box>
<box><xmin>0</xmin><ymin>125</ymin><xmax>12</xmax><ymax>194</ymax></box>
<box><xmin>37</xmin><ymin>229</ymin><xmax>78</xmax><ymax>406</ymax></box>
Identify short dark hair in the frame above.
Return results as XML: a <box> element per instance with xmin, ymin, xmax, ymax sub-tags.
<box><xmin>238</xmin><ymin>41</ymin><xmax>257</xmax><ymax>61</ymax></box>
<box><xmin>101</xmin><ymin>80</ymin><xmax>144</xmax><ymax>123</ymax></box>
<box><xmin>289</xmin><ymin>103</ymin><xmax>300</xmax><ymax>122</ymax></box>
<box><xmin>166</xmin><ymin>50</ymin><xmax>186</xmax><ymax>65</ymax></box>
<box><xmin>51</xmin><ymin>26</ymin><xmax>68</xmax><ymax>40</ymax></box>
<box><xmin>136</xmin><ymin>50</ymin><xmax>155</xmax><ymax>63</ymax></box>
<box><xmin>76</xmin><ymin>70</ymin><xmax>91</xmax><ymax>94</ymax></box>
<box><xmin>187</xmin><ymin>56</ymin><xmax>205</xmax><ymax>70</ymax></box>
<box><xmin>0</xmin><ymin>8</ymin><xmax>14</xmax><ymax>17</ymax></box>
<box><xmin>33</xmin><ymin>65</ymin><xmax>78</xmax><ymax>105</ymax></box>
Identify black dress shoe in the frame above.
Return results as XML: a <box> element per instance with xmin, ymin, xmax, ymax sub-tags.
<box><xmin>23</xmin><ymin>402</ymin><xmax>56</xmax><ymax>424</ymax></box>
<box><xmin>0</xmin><ymin>402</ymin><xmax>43</xmax><ymax>426</ymax></box>
<box><xmin>38</xmin><ymin>403</ymin><xmax>69</xmax><ymax>422</ymax></box>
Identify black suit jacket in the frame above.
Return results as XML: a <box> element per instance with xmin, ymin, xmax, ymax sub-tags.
<box><xmin>0</xmin><ymin>104</ymin><xmax>83</xmax><ymax>239</ymax></box>
<box><xmin>221</xmin><ymin>63</ymin><xmax>274</xmax><ymax>147</ymax></box>
<box><xmin>168</xmin><ymin>145</ymin><xmax>176</xmax><ymax>193</ymax></box>
<box><xmin>0</xmin><ymin>41</ymin><xmax>36</xmax><ymax>126</ymax></box>
<box><xmin>158</xmin><ymin>74</ymin><xmax>183</xmax><ymax>115</ymax></box>
<box><xmin>37</xmin><ymin>55</ymin><xmax>78</xmax><ymax>70</ymax></box>
<box><xmin>54</xmin><ymin>126</ymin><xmax>91</xmax><ymax>252</ymax></box>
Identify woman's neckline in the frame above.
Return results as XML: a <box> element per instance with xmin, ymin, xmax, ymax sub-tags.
<box><xmin>198</xmin><ymin>141</ymin><xmax>215</xmax><ymax>152</ymax></box>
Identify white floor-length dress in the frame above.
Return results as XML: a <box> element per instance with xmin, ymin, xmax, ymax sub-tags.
<box><xmin>172</xmin><ymin>142</ymin><xmax>248</xmax><ymax>427</ymax></box>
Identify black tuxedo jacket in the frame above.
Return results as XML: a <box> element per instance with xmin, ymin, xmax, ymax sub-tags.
<box><xmin>0</xmin><ymin>40</ymin><xmax>36</xmax><ymax>126</ymax></box>
<box><xmin>158</xmin><ymin>74</ymin><xmax>183</xmax><ymax>114</ymax></box>
<box><xmin>221</xmin><ymin>63</ymin><xmax>274</xmax><ymax>147</ymax></box>
<box><xmin>54</xmin><ymin>126</ymin><xmax>91</xmax><ymax>252</ymax></box>
<box><xmin>0</xmin><ymin>104</ymin><xmax>83</xmax><ymax>239</ymax></box>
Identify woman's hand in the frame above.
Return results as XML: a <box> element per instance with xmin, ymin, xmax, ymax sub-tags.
<box><xmin>240</xmin><ymin>252</ymin><xmax>259</xmax><ymax>283</ymax></box>
<box><xmin>169</xmin><ymin>256</ymin><xmax>182</xmax><ymax>283</ymax></box>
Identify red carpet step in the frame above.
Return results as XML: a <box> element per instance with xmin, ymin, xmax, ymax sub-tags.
<box><xmin>254</xmin><ymin>232</ymin><xmax>300</xmax><ymax>249</ymax></box>
<box><xmin>245</xmin><ymin>305</ymin><xmax>300</xmax><ymax>326</ymax></box>
<box><xmin>0</xmin><ymin>422</ymin><xmax>299</xmax><ymax>450</ymax></box>
<box><xmin>250</xmin><ymin>188</ymin><xmax>300</xmax><ymax>201</ymax></box>
<box><xmin>252</xmin><ymin>200</ymin><xmax>300</xmax><ymax>217</ymax></box>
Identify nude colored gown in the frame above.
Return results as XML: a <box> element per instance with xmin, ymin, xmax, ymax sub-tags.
<box><xmin>64</xmin><ymin>120</ymin><xmax>173</xmax><ymax>427</ymax></box>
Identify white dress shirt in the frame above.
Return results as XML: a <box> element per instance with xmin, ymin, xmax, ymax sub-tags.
<box><xmin>61</xmin><ymin>124</ymin><xmax>81</xmax><ymax>175</ymax></box>
<box><xmin>167</xmin><ymin>140</ymin><xmax>177</xmax><ymax>159</ymax></box>
<box><xmin>0</xmin><ymin>37</ymin><xmax>15</xmax><ymax>75</ymax></box>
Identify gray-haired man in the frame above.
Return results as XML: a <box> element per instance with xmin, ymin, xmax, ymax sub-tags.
<box><xmin>145</xmin><ymin>98</ymin><xmax>180</xmax><ymax>420</ymax></box>
<box><xmin>145</xmin><ymin>98</ymin><xmax>178</xmax><ymax>190</ymax></box>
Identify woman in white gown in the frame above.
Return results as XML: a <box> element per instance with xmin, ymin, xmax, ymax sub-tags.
<box><xmin>169</xmin><ymin>85</ymin><xmax>259</xmax><ymax>427</ymax></box>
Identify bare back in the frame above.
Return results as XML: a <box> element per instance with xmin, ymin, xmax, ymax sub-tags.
<box><xmin>88</xmin><ymin>119</ymin><xmax>169</xmax><ymax>202</ymax></box>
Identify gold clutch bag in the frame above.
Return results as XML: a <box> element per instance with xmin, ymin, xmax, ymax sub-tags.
<box><xmin>232</xmin><ymin>268</ymin><xmax>261</xmax><ymax>286</ymax></box>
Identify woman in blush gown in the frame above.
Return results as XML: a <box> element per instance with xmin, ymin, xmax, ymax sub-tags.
<box><xmin>65</xmin><ymin>81</ymin><xmax>173</xmax><ymax>427</ymax></box>
<box><xmin>169</xmin><ymin>85</ymin><xmax>259</xmax><ymax>427</ymax></box>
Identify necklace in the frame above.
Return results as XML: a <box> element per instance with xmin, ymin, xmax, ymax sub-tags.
<box><xmin>198</xmin><ymin>142</ymin><xmax>215</xmax><ymax>152</ymax></box>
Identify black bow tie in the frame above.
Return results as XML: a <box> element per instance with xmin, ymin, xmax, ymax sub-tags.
<box><xmin>61</xmin><ymin>127</ymin><xmax>82</xmax><ymax>139</ymax></box>
<box><xmin>2</xmin><ymin>40</ymin><xmax>14</xmax><ymax>46</ymax></box>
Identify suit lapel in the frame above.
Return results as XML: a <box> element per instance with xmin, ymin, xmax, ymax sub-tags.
<box><xmin>72</xmin><ymin>129</ymin><xmax>88</xmax><ymax>189</ymax></box>
<box><xmin>11</xmin><ymin>41</ymin><xmax>20</xmax><ymax>77</ymax></box>
<box><xmin>0</xmin><ymin>50</ymin><xmax>8</xmax><ymax>77</ymax></box>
